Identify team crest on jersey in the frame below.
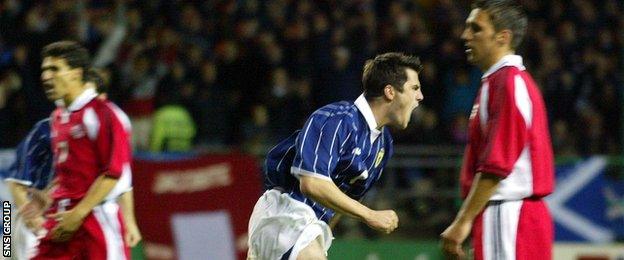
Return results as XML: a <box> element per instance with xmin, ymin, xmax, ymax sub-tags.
<box><xmin>469</xmin><ymin>104</ymin><xmax>479</xmax><ymax>120</ymax></box>
<box><xmin>374</xmin><ymin>148</ymin><xmax>385</xmax><ymax>168</ymax></box>
<box><xmin>70</xmin><ymin>125</ymin><xmax>85</xmax><ymax>138</ymax></box>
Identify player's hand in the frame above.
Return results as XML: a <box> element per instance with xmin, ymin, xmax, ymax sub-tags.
<box><xmin>29</xmin><ymin>188</ymin><xmax>52</xmax><ymax>210</ymax></box>
<box><xmin>124</xmin><ymin>222</ymin><xmax>142</xmax><ymax>247</ymax></box>
<box><xmin>19</xmin><ymin>200</ymin><xmax>44</xmax><ymax>220</ymax></box>
<box><xmin>440</xmin><ymin>219</ymin><xmax>472</xmax><ymax>259</ymax></box>
<box><xmin>364</xmin><ymin>210</ymin><xmax>399</xmax><ymax>234</ymax></box>
<box><xmin>25</xmin><ymin>215</ymin><xmax>45</xmax><ymax>233</ymax></box>
<box><xmin>47</xmin><ymin>210</ymin><xmax>88</xmax><ymax>242</ymax></box>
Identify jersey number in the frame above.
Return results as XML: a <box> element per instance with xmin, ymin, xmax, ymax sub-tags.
<box><xmin>57</xmin><ymin>141</ymin><xmax>69</xmax><ymax>163</ymax></box>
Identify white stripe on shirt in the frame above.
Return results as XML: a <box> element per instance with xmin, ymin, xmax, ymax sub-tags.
<box><xmin>327</xmin><ymin>120</ymin><xmax>343</xmax><ymax>175</ymax></box>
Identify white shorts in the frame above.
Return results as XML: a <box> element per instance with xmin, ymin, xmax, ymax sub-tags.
<box><xmin>247</xmin><ymin>189</ymin><xmax>333</xmax><ymax>260</ymax></box>
<box><xmin>473</xmin><ymin>199</ymin><xmax>552</xmax><ymax>260</ymax></box>
<box><xmin>11</xmin><ymin>215</ymin><xmax>42</xmax><ymax>260</ymax></box>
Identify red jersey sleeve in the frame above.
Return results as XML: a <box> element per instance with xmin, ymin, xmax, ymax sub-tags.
<box><xmin>93</xmin><ymin>102</ymin><xmax>132</xmax><ymax>179</ymax></box>
<box><xmin>476</xmin><ymin>68</ymin><xmax>529</xmax><ymax>178</ymax></box>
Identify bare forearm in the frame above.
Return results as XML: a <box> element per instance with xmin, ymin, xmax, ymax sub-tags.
<box><xmin>299</xmin><ymin>176</ymin><xmax>372</xmax><ymax>221</ymax></box>
<box><xmin>7</xmin><ymin>182</ymin><xmax>30</xmax><ymax>208</ymax></box>
<box><xmin>73</xmin><ymin>175</ymin><xmax>119</xmax><ymax>217</ymax></box>
<box><xmin>119</xmin><ymin>190</ymin><xmax>137</xmax><ymax>224</ymax></box>
<box><xmin>454</xmin><ymin>172</ymin><xmax>501</xmax><ymax>223</ymax></box>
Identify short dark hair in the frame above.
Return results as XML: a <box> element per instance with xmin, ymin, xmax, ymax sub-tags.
<box><xmin>473</xmin><ymin>0</ymin><xmax>528</xmax><ymax>49</ymax></box>
<box><xmin>41</xmin><ymin>41</ymin><xmax>90</xmax><ymax>78</ymax></box>
<box><xmin>362</xmin><ymin>52</ymin><xmax>423</xmax><ymax>100</ymax></box>
<box><xmin>85</xmin><ymin>68</ymin><xmax>107</xmax><ymax>94</ymax></box>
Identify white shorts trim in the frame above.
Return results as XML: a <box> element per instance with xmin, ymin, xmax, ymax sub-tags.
<box><xmin>92</xmin><ymin>201</ymin><xmax>127</xmax><ymax>260</ymax></box>
<box><xmin>12</xmin><ymin>215</ymin><xmax>40</xmax><ymax>259</ymax></box>
<box><xmin>247</xmin><ymin>189</ymin><xmax>333</xmax><ymax>259</ymax></box>
<box><xmin>482</xmin><ymin>200</ymin><xmax>522</xmax><ymax>260</ymax></box>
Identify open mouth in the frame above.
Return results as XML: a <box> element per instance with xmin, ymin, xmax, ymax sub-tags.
<box><xmin>42</xmin><ymin>82</ymin><xmax>55</xmax><ymax>95</ymax></box>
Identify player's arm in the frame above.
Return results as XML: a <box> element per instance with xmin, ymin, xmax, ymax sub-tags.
<box><xmin>26</xmin><ymin>178</ymin><xmax>57</xmax><ymax>213</ymax></box>
<box><xmin>6</xmin><ymin>181</ymin><xmax>47</xmax><ymax>232</ymax></box>
<box><xmin>119</xmin><ymin>189</ymin><xmax>142</xmax><ymax>247</ymax></box>
<box><xmin>294</xmin><ymin>115</ymin><xmax>398</xmax><ymax>233</ymax></box>
<box><xmin>441</xmin><ymin>173</ymin><xmax>501</xmax><ymax>258</ymax></box>
<box><xmin>7</xmin><ymin>181</ymin><xmax>29</xmax><ymax>208</ymax></box>
<box><xmin>451</xmin><ymin>173</ymin><xmax>501</xmax><ymax>224</ymax></box>
<box><xmin>300</xmin><ymin>176</ymin><xmax>397</xmax><ymax>234</ymax></box>
<box><xmin>73</xmin><ymin>175</ymin><xmax>120</xmax><ymax>217</ymax></box>
<box><xmin>48</xmin><ymin>175</ymin><xmax>119</xmax><ymax>241</ymax></box>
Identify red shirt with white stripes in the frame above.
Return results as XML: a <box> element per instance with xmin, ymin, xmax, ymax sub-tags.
<box><xmin>460</xmin><ymin>55</ymin><xmax>554</xmax><ymax>200</ymax></box>
<box><xmin>50</xmin><ymin>88</ymin><xmax>132</xmax><ymax>201</ymax></box>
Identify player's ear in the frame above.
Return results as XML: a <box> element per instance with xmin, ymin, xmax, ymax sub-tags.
<box><xmin>496</xmin><ymin>29</ymin><xmax>512</xmax><ymax>47</ymax></box>
<box><xmin>383</xmin><ymin>84</ymin><xmax>395</xmax><ymax>101</ymax></box>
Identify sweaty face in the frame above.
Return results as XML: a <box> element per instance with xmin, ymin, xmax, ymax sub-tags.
<box><xmin>390</xmin><ymin>68</ymin><xmax>423</xmax><ymax>129</ymax></box>
<box><xmin>41</xmin><ymin>57</ymin><xmax>79</xmax><ymax>101</ymax></box>
<box><xmin>461</xmin><ymin>9</ymin><xmax>499</xmax><ymax>69</ymax></box>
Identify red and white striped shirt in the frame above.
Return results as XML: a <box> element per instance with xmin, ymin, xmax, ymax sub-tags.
<box><xmin>50</xmin><ymin>88</ymin><xmax>133</xmax><ymax>201</ymax></box>
<box><xmin>460</xmin><ymin>54</ymin><xmax>554</xmax><ymax>200</ymax></box>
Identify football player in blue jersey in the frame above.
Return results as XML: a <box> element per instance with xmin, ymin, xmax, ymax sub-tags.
<box><xmin>4</xmin><ymin>116</ymin><xmax>55</xmax><ymax>260</ymax></box>
<box><xmin>247</xmin><ymin>52</ymin><xmax>424</xmax><ymax>260</ymax></box>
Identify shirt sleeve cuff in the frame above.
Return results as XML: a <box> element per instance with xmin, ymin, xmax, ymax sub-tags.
<box><xmin>290</xmin><ymin>166</ymin><xmax>332</xmax><ymax>182</ymax></box>
<box><xmin>103</xmin><ymin>170</ymin><xmax>122</xmax><ymax>179</ymax></box>
<box><xmin>476</xmin><ymin>165</ymin><xmax>511</xmax><ymax>178</ymax></box>
<box><xmin>3</xmin><ymin>178</ymin><xmax>33</xmax><ymax>186</ymax></box>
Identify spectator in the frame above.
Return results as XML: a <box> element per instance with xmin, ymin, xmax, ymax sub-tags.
<box><xmin>0</xmin><ymin>0</ymin><xmax>620</xmax><ymax>154</ymax></box>
<box><xmin>149</xmin><ymin>103</ymin><xmax>196</xmax><ymax>153</ymax></box>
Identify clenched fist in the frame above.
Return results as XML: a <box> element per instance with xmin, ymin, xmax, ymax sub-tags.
<box><xmin>364</xmin><ymin>210</ymin><xmax>399</xmax><ymax>234</ymax></box>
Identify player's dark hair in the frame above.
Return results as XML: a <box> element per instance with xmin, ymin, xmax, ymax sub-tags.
<box><xmin>362</xmin><ymin>52</ymin><xmax>422</xmax><ymax>100</ymax></box>
<box><xmin>473</xmin><ymin>0</ymin><xmax>527</xmax><ymax>49</ymax></box>
<box><xmin>41</xmin><ymin>41</ymin><xmax>91</xmax><ymax>80</ymax></box>
<box><xmin>85</xmin><ymin>68</ymin><xmax>107</xmax><ymax>94</ymax></box>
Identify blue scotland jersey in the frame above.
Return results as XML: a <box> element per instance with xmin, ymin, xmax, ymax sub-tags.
<box><xmin>264</xmin><ymin>95</ymin><xmax>394</xmax><ymax>223</ymax></box>
<box><xmin>2</xmin><ymin>141</ymin><xmax>23</xmax><ymax>179</ymax></box>
<box><xmin>4</xmin><ymin>118</ymin><xmax>54</xmax><ymax>190</ymax></box>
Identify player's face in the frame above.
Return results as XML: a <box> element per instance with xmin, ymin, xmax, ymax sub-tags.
<box><xmin>41</xmin><ymin>57</ymin><xmax>80</xmax><ymax>101</ymax></box>
<box><xmin>461</xmin><ymin>9</ymin><xmax>498</xmax><ymax>68</ymax></box>
<box><xmin>389</xmin><ymin>68</ymin><xmax>423</xmax><ymax>129</ymax></box>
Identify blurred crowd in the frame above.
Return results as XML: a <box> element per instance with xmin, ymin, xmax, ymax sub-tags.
<box><xmin>0</xmin><ymin>0</ymin><xmax>622</xmax><ymax>156</ymax></box>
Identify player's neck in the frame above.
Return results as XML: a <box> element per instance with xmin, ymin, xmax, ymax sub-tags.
<box><xmin>481</xmin><ymin>49</ymin><xmax>514</xmax><ymax>72</ymax></box>
<box><xmin>368</xmin><ymin>100</ymin><xmax>388</xmax><ymax>129</ymax></box>
<box><xmin>63</xmin><ymin>82</ymin><xmax>87</xmax><ymax>106</ymax></box>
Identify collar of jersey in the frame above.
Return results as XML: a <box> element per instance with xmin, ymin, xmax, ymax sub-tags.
<box><xmin>67</xmin><ymin>87</ymin><xmax>98</xmax><ymax>111</ymax></box>
<box><xmin>481</xmin><ymin>54</ymin><xmax>526</xmax><ymax>79</ymax></box>
<box><xmin>354</xmin><ymin>94</ymin><xmax>381</xmax><ymax>139</ymax></box>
